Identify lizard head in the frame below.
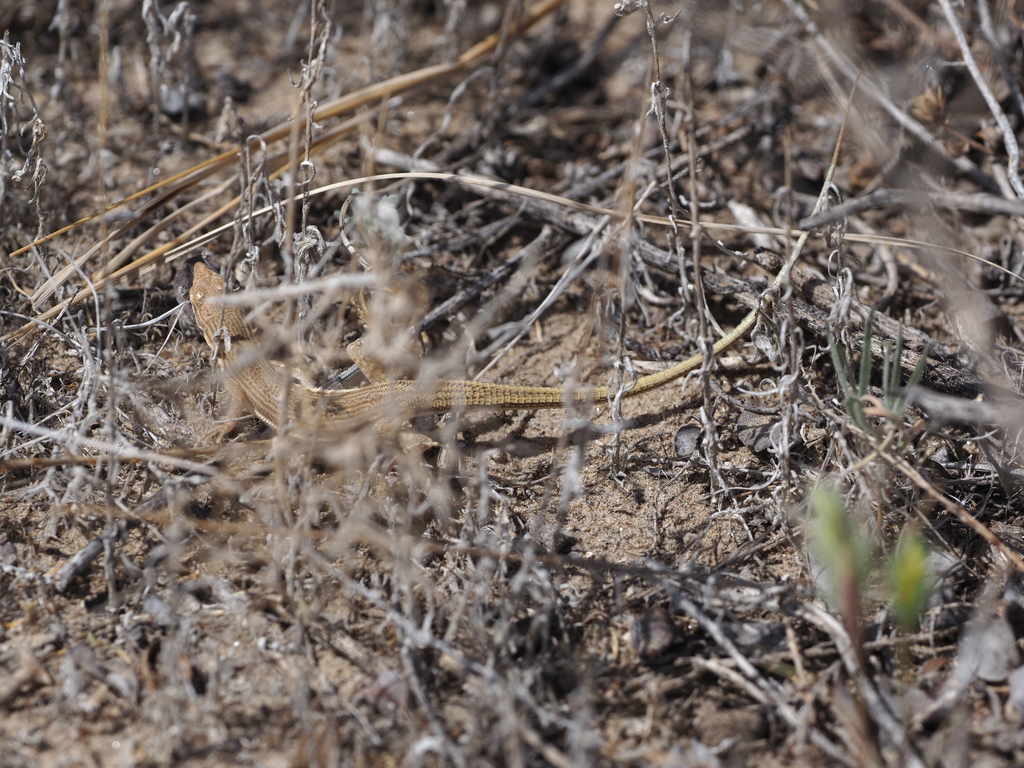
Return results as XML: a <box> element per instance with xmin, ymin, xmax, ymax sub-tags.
<box><xmin>189</xmin><ymin>262</ymin><xmax>222</xmax><ymax>305</ymax></box>
<box><xmin>187</xmin><ymin>261</ymin><xmax>228</xmax><ymax>348</ymax></box>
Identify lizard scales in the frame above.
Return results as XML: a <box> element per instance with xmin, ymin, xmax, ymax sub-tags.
<box><xmin>187</xmin><ymin>261</ymin><xmax>755</xmax><ymax>438</ymax></box>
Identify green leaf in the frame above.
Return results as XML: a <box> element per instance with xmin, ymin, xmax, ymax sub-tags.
<box><xmin>889</xmin><ymin>527</ymin><xmax>931</xmax><ymax>633</ymax></box>
<box><xmin>811</xmin><ymin>487</ymin><xmax>870</xmax><ymax>619</ymax></box>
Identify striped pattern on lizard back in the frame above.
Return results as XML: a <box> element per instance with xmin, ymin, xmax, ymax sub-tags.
<box><xmin>186</xmin><ymin>261</ymin><xmax>738</xmax><ymax>439</ymax></box>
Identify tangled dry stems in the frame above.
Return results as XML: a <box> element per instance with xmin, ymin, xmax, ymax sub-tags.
<box><xmin>5</xmin><ymin>2</ymin><xmax>1024</xmax><ymax>766</ymax></box>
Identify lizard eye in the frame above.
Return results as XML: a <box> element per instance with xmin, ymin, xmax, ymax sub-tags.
<box><xmin>193</xmin><ymin>290</ymin><xmax>204</xmax><ymax>302</ymax></box>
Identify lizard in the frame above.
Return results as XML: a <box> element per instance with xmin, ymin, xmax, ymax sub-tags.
<box><xmin>182</xmin><ymin>259</ymin><xmax>774</xmax><ymax>441</ymax></box>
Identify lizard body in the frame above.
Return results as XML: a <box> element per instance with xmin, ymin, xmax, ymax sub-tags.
<box><xmin>186</xmin><ymin>261</ymin><xmax>764</xmax><ymax>439</ymax></box>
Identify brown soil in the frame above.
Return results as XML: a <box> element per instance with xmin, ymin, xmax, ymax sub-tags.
<box><xmin>4</xmin><ymin>2</ymin><xmax>1024</xmax><ymax>766</ymax></box>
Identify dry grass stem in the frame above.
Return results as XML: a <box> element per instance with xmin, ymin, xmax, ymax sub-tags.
<box><xmin>8</xmin><ymin>3</ymin><xmax>1024</xmax><ymax>766</ymax></box>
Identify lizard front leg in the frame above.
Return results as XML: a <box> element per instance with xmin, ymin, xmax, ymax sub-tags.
<box><xmin>200</xmin><ymin>378</ymin><xmax>252</xmax><ymax>444</ymax></box>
